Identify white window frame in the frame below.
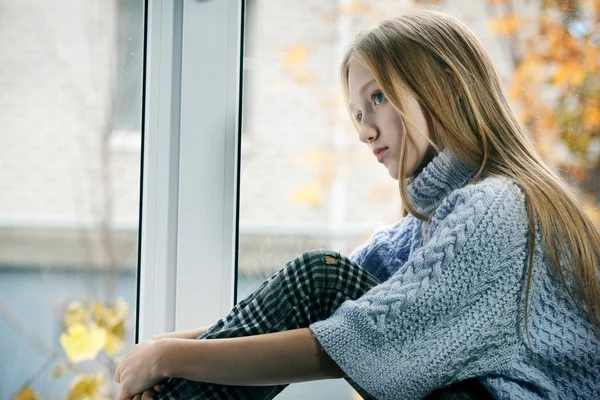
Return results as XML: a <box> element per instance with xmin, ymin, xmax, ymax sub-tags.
<box><xmin>138</xmin><ymin>0</ymin><xmax>242</xmax><ymax>341</ymax></box>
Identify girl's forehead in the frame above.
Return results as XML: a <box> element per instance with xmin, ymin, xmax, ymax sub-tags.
<box><xmin>347</xmin><ymin>60</ymin><xmax>378</xmax><ymax>108</ymax></box>
<box><xmin>347</xmin><ymin>58</ymin><xmax>373</xmax><ymax>82</ymax></box>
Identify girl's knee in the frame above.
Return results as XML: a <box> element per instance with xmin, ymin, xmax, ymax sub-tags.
<box><xmin>290</xmin><ymin>250</ymin><xmax>348</xmax><ymax>278</ymax></box>
<box><xmin>295</xmin><ymin>250</ymin><xmax>343</xmax><ymax>269</ymax></box>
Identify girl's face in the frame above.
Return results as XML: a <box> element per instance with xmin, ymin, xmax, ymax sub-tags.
<box><xmin>347</xmin><ymin>57</ymin><xmax>432</xmax><ymax>180</ymax></box>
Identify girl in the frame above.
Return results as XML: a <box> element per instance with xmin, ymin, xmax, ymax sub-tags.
<box><xmin>115</xmin><ymin>10</ymin><xmax>600</xmax><ymax>400</ymax></box>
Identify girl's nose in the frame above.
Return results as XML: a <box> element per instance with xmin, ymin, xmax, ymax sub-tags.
<box><xmin>358</xmin><ymin>122</ymin><xmax>377</xmax><ymax>144</ymax></box>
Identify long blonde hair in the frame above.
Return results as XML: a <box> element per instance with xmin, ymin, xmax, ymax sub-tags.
<box><xmin>341</xmin><ymin>11</ymin><xmax>600</xmax><ymax>333</ymax></box>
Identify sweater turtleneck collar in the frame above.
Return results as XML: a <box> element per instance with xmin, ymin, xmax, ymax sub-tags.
<box><xmin>406</xmin><ymin>148</ymin><xmax>479</xmax><ymax>217</ymax></box>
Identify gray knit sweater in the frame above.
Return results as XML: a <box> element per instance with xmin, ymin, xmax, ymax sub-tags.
<box><xmin>309</xmin><ymin>149</ymin><xmax>600</xmax><ymax>399</ymax></box>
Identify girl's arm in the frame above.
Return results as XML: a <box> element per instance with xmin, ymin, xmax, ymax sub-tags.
<box><xmin>152</xmin><ymin>325</ymin><xmax>212</xmax><ymax>340</ymax></box>
<box><xmin>156</xmin><ymin>327</ymin><xmax>345</xmax><ymax>385</ymax></box>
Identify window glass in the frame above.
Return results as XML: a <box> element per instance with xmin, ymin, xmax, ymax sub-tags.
<box><xmin>237</xmin><ymin>0</ymin><xmax>599</xmax><ymax>398</ymax></box>
<box><xmin>0</xmin><ymin>1</ymin><xmax>144</xmax><ymax>398</ymax></box>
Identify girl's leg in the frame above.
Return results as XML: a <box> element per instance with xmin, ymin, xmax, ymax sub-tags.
<box><xmin>157</xmin><ymin>249</ymin><xmax>380</xmax><ymax>400</ymax></box>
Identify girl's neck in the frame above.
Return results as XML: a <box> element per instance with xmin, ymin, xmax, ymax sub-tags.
<box><xmin>406</xmin><ymin>147</ymin><xmax>478</xmax><ymax>217</ymax></box>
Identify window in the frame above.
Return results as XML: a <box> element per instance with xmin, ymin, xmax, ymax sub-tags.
<box><xmin>0</xmin><ymin>1</ymin><xmax>144</xmax><ymax>398</ymax></box>
<box><xmin>4</xmin><ymin>0</ymin><xmax>596</xmax><ymax>398</ymax></box>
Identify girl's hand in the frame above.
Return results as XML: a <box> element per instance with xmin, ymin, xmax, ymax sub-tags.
<box><xmin>114</xmin><ymin>340</ymin><xmax>169</xmax><ymax>400</ymax></box>
<box><xmin>125</xmin><ymin>383</ymin><xmax>165</xmax><ymax>400</ymax></box>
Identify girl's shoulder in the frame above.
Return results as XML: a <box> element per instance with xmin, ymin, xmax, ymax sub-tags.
<box><xmin>429</xmin><ymin>175</ymin><xmax>528</xmax><ymax>236</ymax></box>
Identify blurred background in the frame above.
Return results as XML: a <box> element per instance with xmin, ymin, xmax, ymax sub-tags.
<box><xmin>0</xmin><ymin>0</ymin><xmax>598</xmax><ymax>399</ymax></box>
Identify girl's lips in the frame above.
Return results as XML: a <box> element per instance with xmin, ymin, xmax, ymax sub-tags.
<box><xmin>375</xmin><ymin>147</ymin><xmax>388</xmax><ymax>163</ymax></box>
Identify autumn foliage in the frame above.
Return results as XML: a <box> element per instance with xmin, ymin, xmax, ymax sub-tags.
<box><xmin>488</xmin><ymin>0</ymin><xmax>600</xmax><ymax>223</ymax></box>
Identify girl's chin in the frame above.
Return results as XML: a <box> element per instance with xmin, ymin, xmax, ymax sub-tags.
<box><xmin>390</xmin><ymin>166</ymin><xmax>418</xmax><ymax>181</ymax></box>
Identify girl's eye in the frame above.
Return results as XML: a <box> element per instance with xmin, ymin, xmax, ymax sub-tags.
<box><xmin>373</xmin><ymin>91</ymin><xmax>385</xmax><ymax>105</ymax></box>
<box><xmin>354</xmin><ymin>112</ymin><xmax>362</xmax><ymax>124</ymax></box>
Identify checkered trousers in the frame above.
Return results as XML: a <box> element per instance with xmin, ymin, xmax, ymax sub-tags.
<box><xmin>157</xmin><ymin>249</ymin><xmax>379</xmax><ymax>400</ymax></box>
<box><xmin>156</xmin><ymin>249</ymin><xmax>493</xmax><ymax>400</ymax></box>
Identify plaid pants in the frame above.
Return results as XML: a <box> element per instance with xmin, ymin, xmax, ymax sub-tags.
<box><xmin>157</xmin><ymin>250</ymin><xmax>492</xmax><ymax>400</ymax></box>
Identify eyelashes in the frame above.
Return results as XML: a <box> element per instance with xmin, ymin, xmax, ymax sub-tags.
<box><xmin>373</xmin><ymin>91</ymin><xmax>384</xmax><ymax>105</ymax></box>
<box><xmin>354</xmin><ymin>90</ymin><xmax>385</xmax><ymax>124</ymax></box>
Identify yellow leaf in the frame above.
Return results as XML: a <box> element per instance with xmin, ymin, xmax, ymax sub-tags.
<box><xmin>13</xmin><ymin>388</ymin><xmax>40</xmax><ymax>400</ymax></box>
<box><xmin>60</xmin><ymin>323</ymin><xmax>107</xmax><ymax>364</ymax></box>
<box><xmin>89</xmin><ymin>298</ymin><xmax>128</xmax><ymax>356</ymax></box>
<box><xmin>92</xmin><ymin>298</ymin><xmax>128</xmax><ymax>329</ymax></box>
<box><xmin>64</xmin><ymin>301</ymin><xmax>91</xmax><ymax>328</ymax></box>
<box><xmin>104</xmin><ymin>320</ymin><xmax>126</xmax><ymax>356</ymax></box>
<box><xmin>488</xmin><ymin>15</ymin><xmax>523</xmax><ymax>35</ymax></box>
<box><xmin>291</xmin><ymin>184</ymin><xmax>322</xmax><ymax>207</ymax></box>
<box><xmin>67</xmin><ymin>373</ymin><xmax>110</xmax><ymax>400</ymax></box>
<box><xmin>51</xmin><ymin>363</ymin><xmax>68</xmax><ymax>379</ymax></box>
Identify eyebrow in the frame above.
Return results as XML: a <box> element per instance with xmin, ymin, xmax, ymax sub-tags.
<box><xmin>349</xmin><ymin>78</ymin><xmax>376</xmax><ymax>110</ymax></box>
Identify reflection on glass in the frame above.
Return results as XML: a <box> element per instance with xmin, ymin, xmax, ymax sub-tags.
<box><xmin>0</xmin><ymin>1</ymin><xmax>144</xmax><ymax>399</ymax></box>
<box><xmin>237</xmin><ymin>1</ymin><xmax>599</xmax><ymax>399</ymax></box>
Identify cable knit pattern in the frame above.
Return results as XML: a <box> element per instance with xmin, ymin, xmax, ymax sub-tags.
<box><xmin>309</xmin><ymin>149</ymin><xmax>600</xmax><ymax>399</ymax></box>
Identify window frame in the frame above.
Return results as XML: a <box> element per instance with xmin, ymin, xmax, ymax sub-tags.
<box><xmin>138</xmin><ymin>0</ymin><xmax>243</xmax><ymax>341</ymax></box>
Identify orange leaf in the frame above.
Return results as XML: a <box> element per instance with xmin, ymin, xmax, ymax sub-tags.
<box><xmin>534</xmin><ymin>110</ymin><xmax>558</xmax><ymax>132</ymax></box>
<box><xmin>283</xmin><ymin>44</ymin><xmax>317</xmax><ymax>85</ymax></box>
<box><xmin>288</xmin><ymin>151</ymin><xmax>332</xmax><ymax>168</ymax></box>
<box><xmin>551</xmin><ymin>63</ymin><xmax>587</xmax><ymax>86</ymax></box>
<box><xmin>488</xmin><ymin>15</ymin><xmax>523</xmax><ymax>35</ymax></box>
<box><xmin>283</xmin><ymin>45</ymin><xmax>309</xmax><ymax>71</ymax></box>
<box><xmin>584</xmin><ymin>102</ymin><xmax>600</xmax><ymax>130</ymax></box>
<box><xmin>293</xmin><ymin>72</ymin><xmax>317</xmax><ymax>84</ymax></box>
<box><xmin>569</xmin><ymin>65</ymin><xmax>587</xmax><ymax>86</ymax></box>
<box><xmin>339</xmin><ymin>0</ymin><xmax>371</xmax><ymax>16</ymax></box>
<box><xmin>583</xmin><ymin>199</ymin><xmax>600</xmax><ymax>226</ymax></box>
<box><xmin>584</xmin><ymin>50</ymin><xmax>599</xmax><ymax>72</ymax></box>
<box><xmin>552</xmin><ymin>64</ymin><xmax>570</xmax><ymax>85</ymax></box>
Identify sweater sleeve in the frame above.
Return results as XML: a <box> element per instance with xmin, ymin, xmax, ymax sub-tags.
<box><xmin>349</xmin><ymin>217</ymin><xmax>415</xmax><ymax>282</ymax></box>
<box><xmin>309</xmin><ymin>180</ymin><xmax>529</xmax><ymax>400</ymax></box>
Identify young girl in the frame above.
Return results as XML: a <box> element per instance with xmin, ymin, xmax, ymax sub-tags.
<box><xmin>115</xmin><ymin>10</ymin><xmax>600</xmax><ymax>400</ymax></box>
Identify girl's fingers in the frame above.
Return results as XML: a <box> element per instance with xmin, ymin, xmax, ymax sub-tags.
<box><xmin>153</xmin><ymin>384</ymin><xmax>163</xmax><ymax>392</ymax></box>
<box><xmin>141</xmin><ymin>389</ymin><xmax>158</xmax><ymax>400</ymax></box>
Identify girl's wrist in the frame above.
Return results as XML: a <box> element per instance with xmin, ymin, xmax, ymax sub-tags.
<box><xmin>155</xmin><ymin>338</ymin><xmax>205</xmax><ymax>379</ymax></box>
<box><xmin>154</xmin><ymin>338</ymin><xmax>180</xmax><ymax>379</ymax></box>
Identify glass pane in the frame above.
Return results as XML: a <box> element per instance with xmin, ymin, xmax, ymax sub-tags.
<box><xmin>238</xmin><ymin>0</ymin><xmax>599</xmax><ymax>399</ymax></box>
<box><xmin>0</xmin><ymin>1</ymin><xmax>145</xmax><ymax>399</ymax></box>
